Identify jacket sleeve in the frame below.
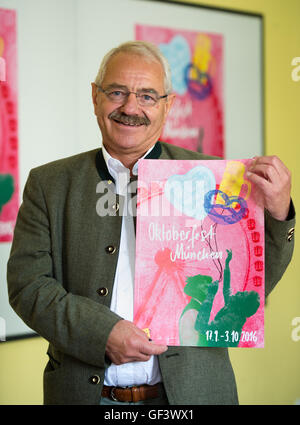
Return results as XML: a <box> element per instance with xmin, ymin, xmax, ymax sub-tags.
<box><xmin>264</xmin><ymin>201</ymin><xmax>296</xmax><ymax>297</ymax></box>
<box><xmin>7</xmin><ymin>170</ymin><xmax>122</xmax><ymax>368</ymax></box>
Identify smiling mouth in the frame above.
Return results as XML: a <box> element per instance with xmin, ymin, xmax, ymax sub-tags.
<box><xmin>109</xmin><ymin>111</ymin><xmax>150</xmax><ymax>127</ymax></box>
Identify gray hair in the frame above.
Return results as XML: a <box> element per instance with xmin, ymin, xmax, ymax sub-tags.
<box><xmin>94</xmin><ymin>41</ymin><xmax>173</xmax><ymax>94</ymax></box>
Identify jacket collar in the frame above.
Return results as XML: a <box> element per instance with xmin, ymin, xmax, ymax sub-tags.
<box><xmin>95</xmin><ymin>141</ymin><xmax>162</xmax><ymax>183</ymax></box>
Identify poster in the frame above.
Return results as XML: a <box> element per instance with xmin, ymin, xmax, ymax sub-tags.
<box><xmin>0</xmin><ymin>8</ymin><xmax>18</xmax><ymax>242</ymax></box>
<box><xmin>134</xmin><ymin>159</ymin><xmax>264</xmax><ymax>348</ymax></box>
<box><xmin>135</xmin><ymin>24</ymin><xmax>224</xmax><ymax>157</ymax></box>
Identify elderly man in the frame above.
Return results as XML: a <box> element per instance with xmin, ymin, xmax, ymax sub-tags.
<box><xmin>7</xmin><ymin>41</ymin><xmax>295</xmax><ymax>405</ymax></box>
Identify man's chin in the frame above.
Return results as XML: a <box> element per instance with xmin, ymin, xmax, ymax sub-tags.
<box><xmin>104</xmin><ymin>133</ymin><xmax>156</xmax><ymax>154</ymax></box>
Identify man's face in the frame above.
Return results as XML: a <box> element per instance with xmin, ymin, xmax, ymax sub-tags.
<box><xmin>92</xmin><ymin>52</ymin><xmax>175</xmax><ymax>159</ymax></box>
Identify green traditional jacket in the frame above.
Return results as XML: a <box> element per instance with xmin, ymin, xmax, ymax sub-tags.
<box><xmin>7</xmin><ymin>142</ymin><xmax>295</xmax><ymax>405</ymax></box>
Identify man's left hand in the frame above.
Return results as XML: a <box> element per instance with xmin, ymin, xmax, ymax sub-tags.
<box><xmin>246</xmin><ymin>155</ymin><xmax>292</xmax><ymax>221</ymax></box>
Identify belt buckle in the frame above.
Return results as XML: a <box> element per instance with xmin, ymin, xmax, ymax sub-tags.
<box><xmin>131</xmin><ymin>386</ymin><xmax>140</xmax><ymax>403</ymax></box>
<box><xmin>110</xmin><ymin>387</ymin><xmax>118</xmax><ymax>402</ymax></box>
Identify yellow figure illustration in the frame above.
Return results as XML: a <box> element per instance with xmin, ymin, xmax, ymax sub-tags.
<box><xmin>0</xmin><ymin>36</ymin><xmax>5</xmax><ymax>82</ymax></box>
<box><xmin>0</xmin><ymin>36</ymin><xmax>4</xmax><ymax>56</ymax></box>
<box><xmin>143</xmin><ymin>328</ymin><xmax>151</xmax><ymax>339</ymax></box>
<box><xmin>216</xmin><ymin>161</ymin><xmax>251</xmax><ymax>204</ymax></box>
<box><xmin>190</xmin><ymin>34</ymin><xmax>215</xmax><ymax>84</ymax></box>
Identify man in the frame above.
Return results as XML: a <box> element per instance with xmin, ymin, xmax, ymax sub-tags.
<box><xmin>7</xmin><ymin>41</ymin><xmax>295</xmax><ymax>405</ymax></box>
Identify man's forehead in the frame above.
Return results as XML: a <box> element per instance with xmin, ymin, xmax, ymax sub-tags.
<box><xmin>104</xmin><ymin>52</ymin><xmax>164</xmax><ymax>80</ymax></box>
<box><xmin>100</xmin><ymin>52</ymin><xmax>166</xmax><ymax>95</ymax></box>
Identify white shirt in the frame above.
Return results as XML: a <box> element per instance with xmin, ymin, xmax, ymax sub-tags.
<box><xmin>102</xmin><ymin>145</ymin><xmax>162</xmax><ymax>387</ymax></box>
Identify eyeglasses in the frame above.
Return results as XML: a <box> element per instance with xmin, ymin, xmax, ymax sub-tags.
<box><xmin>97</xmin><ymin>85</ymin><xmax>168</xmax><ymax>107</ymax></box>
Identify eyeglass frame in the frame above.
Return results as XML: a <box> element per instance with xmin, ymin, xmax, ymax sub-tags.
<box><xmin>96</xmin><ymin>84</ymin><xmax>168</xmax><ymax>106</ymax></box>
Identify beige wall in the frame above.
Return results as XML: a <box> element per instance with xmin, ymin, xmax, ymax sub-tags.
<box><xmin>0</xmin><ymin>0</ymin><xmax>299</xmax><ymax>405</ymax></box>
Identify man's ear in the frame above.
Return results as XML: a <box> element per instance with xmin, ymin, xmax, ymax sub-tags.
<box><xmin>91</xmin><ymin>83</ymin><xmax>98</xmax><ymax>114</ymax></box>
<box><xmin>163</xmin><ymin>93</ymin><xmax>176</xmax><ymax>122</ymax></box>
<box><xmin>166</xmin><ymin>93</ymin><xmax>176</xmax><ymax>114</ymax></box>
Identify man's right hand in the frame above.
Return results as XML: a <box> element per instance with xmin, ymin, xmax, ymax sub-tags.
<box><xmin>105</xmin><ymin>320</ymin><xmax>168</xmax><ymax>365</ymax></box>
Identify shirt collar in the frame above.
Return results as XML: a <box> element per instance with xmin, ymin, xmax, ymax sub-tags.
<box><xmin>102</xmin><ymin>143</ymin><xmax>156</xmax><ymax>179</ymax></box>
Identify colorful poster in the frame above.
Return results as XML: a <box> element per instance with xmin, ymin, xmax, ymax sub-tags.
<box><xmin>135</xmin><ymin>24</ymin><xmax>224</xmax><ymax>157</ymax></box>
<box><xmin>134</xmin><ymin>159</ymin><xmax>264</xmax><ymax>348</ymax></box>
<box><xmin>0</xmin><ymin>8</ymin><xmax>18</xmax><ymax>242</ymax></box>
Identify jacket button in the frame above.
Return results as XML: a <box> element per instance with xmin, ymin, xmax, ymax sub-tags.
<box><xmin>97</xmin><ymin>287</ymin><xmax>108</xmax><ymax>297</ymax></box>
<box><xmin>287</xmin><ymin>227</ymin><xmax>295</xmax><ymax>242</ymax></box>
<box><xmin>90</xmin><ymin>375</ymin><xmax>101</xmax><ymax>385</ymax></box>
<box><xmin>111</xmin><ymin>203</ymin><xmax>119</xmax><ymax>212</ymax></box>
<box><xmin>105</xmin><ymin>245</ymin><xmax>116</xmax><ymax>254</ymax></box>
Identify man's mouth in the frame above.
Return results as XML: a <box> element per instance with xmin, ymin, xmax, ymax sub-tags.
<box><xmin>108</xmin><ymin>111</ymin><xmax>150</xmax><ymax>127</ymax></box>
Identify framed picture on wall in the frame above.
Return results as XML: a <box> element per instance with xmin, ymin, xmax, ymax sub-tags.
<box><xmin>133</xmin><ymin>0</ymin><xmax>264</xmax><ymax>160</ymax></box>
<box><xmin>0</xmin><ymin>8</ymin><xmax>19</xmax><ymax>245</ymax></box>
<box><xmin>136</xmin><ymin>22</ymin><xmax>225</xmax><ymax>158</ymax></box>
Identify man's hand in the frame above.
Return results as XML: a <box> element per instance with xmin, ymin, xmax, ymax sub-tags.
<box><xmin>105</xmin><ymin>320</ymin><xmax>168</xmax><ymax>365</ymax></box>
<box><xmin>246</xmin><ymin>156</ymin><xmax>291</xmax><ymax>221</ymax></box>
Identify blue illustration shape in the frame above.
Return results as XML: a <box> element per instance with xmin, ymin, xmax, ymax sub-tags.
<box><xmin>204</xmin><ymin>190</ymin><xmax>248</xmax><ymax>225</ymax></box>
<box><xmin>159</xmin><ymin>35</ymin><xmax>191</xmax><ymax>95</ymax></box>
<box><xmin>184</xmin><ymin>64</ymin><xmax>213</xmax><ymax>100</ymax></box>
<box><xmin>165</xmin><ymin>166</ymin><xmax>216</xmax><ymax>220</ymax></box>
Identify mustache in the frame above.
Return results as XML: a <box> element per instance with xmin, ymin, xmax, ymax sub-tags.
<box><xmin>108</xmin><ymin>110</ymin><xmax>151</xmax><ymax>126</ymax></box>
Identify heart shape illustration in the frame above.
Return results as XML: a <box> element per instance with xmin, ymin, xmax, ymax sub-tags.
<box><xmin>159</xmin><ymin>35</ymin><xmax>191</xmax><ymax>95</ymax></box>
<box><xmin>164</xmin><ymin>166</ymin><xmax>216</xmax><ymax>220</ymax></box>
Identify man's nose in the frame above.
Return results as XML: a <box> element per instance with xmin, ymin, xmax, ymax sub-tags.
<box><xmin>120</xmin><ymin>92</ymin><xmax>140</xmax><ymax>114</ymax></box>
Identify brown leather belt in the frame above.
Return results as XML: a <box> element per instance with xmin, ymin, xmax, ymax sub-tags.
<box><xmin>101</xmin><ymin>383</ymin><xmax>162</xmax><ymax>403</ymax></box>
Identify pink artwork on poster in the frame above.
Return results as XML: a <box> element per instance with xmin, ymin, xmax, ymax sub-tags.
<box><xmin>134</xmin><ymin>159</ymin><xmax>264</xmax><ymax>348</ymax></box>
<box><xmin>0</xmin><ymin>8</ymin><xmax>18</xmax><ymax>242</ymax></box>
<box><xmin>135</xmin><ymin>24</ymin><xmax>224</xmax><ymax>157</ymax></box>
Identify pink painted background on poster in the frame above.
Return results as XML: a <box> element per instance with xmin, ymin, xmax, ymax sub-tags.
<box><xmin>134</xmin><ymin>159</ymin><xmax>265</xmax><ymax>348</ymax></box>
<box><xmin>0</xmin><ymin>8</ymin><xmax>18</xmax><ymax>242</ymax></box>
<box><xmin>135</xmin><ymin>24</ymin><xmax>224</xmax><ymax>157</ymax></box>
